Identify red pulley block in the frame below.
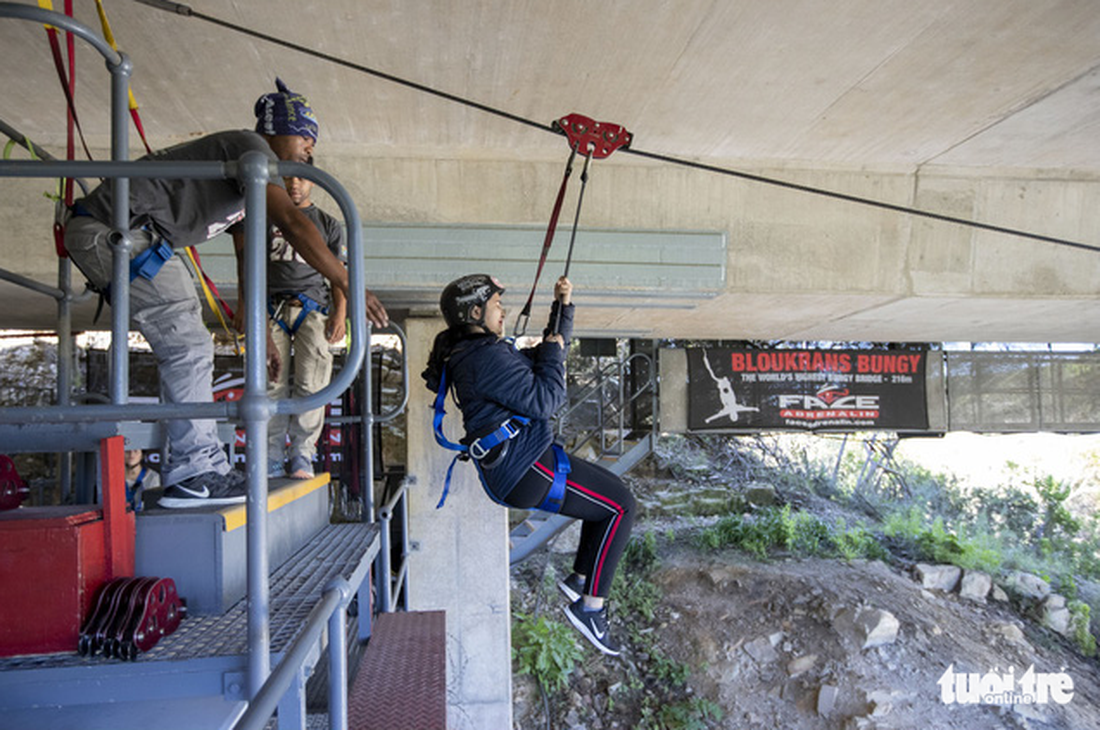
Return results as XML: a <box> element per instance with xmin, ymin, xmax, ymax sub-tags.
<box><xmin>0</xmin><ymin>455</ymin><xmax>28</xmax><ymax>512</ymax></box>
<box><xmin>552</xmin><ymin>113</ymin><xmax>632</xmax><ymax>159</ymax></box>
<box><xmin>79</xmin><ymin>576</ymin><xmax>187</xmax><ymax>660</ymax></box>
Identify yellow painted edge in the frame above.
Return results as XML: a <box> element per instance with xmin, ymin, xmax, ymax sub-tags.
<box><xmin>220</xmin><ymin>472</ymin><xmax>330</xmax><ymax>533</ymax></box>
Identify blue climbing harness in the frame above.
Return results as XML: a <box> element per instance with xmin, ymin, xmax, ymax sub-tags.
<box><xmin>130</xmin><ymin>240</ymin><xmax>174</xmax><ymax>282</ymax></box>
<box><xmin>433</xmin><ymin>365</ymin><xmax>574</xmax><ymax>511</ymax></box>
<box><xmin>537</xmin><ymin>444</ymin><xmax>570</xmax><ymax>513</ymax></box>
<box><xmin>269</xmin><ymin>292</ymin><xmax>329</xmax><ymax>336</ymax></box>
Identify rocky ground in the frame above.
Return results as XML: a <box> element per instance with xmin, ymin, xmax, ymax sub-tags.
<box><xmin>510</xmin><ymin>477</ymin><xmax>1100</xmax><ymax>730</ymax></box>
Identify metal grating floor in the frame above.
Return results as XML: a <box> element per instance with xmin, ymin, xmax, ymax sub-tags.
<box><xmin>0</xmin><ymin>522</ymin><xmax>380</xmax><ymax>671</ymax></box>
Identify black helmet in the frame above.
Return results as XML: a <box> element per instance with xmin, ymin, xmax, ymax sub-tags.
<box><xmin>440</xmin><ymin>274</ymin><xmax>505</xmax><ymax>328</ymax></box>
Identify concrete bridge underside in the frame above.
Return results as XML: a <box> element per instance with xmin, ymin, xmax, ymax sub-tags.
<box><xmin>3</xmin><ymin>0</ymin><xmax>1100</xmax><ymax>343</ymax></box>
<box><xmin>3</xmin><ymin>158</ymin><xmax>1099</xmax><ymax>343</ymax></box>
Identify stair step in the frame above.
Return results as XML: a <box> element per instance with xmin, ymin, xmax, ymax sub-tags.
<box><xmin>348</xmin><ymin>611</ymin><xmax>446</xmax><ymax>730</ymax></box>
<box><xmin>135</xmin><ymin>474</ymin><xmax>332</xmax><ymax>615</ymax></box>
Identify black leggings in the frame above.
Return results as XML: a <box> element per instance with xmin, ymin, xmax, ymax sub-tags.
<box><xmin>505</xmin><ymin>446</ymin><xmax>635</xmax><ymax>599</ymax></box>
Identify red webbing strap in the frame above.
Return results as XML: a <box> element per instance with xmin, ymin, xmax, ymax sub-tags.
<box><xmin>40</xmin><ymin>1</ymin><xmax>84</xmax><ymax>256</ymax></box>
<box><xmin>42</xmin><ymin>29</ymin><xmax>92</xmax><ymax>162</ymax></box>
<box><xmin>130</xmin><ymin>107</ymin><xmax>154</xmax><ymax>155</ymax></box>
<box><xmin>187</xmin><ymin>245</ymin><xmax>237</xmax><ymax>321</ymax></box>
<box><xmin>513</xmin><ymin>144</ymin><xmax>577</xmax><ymax>337</ymax></box>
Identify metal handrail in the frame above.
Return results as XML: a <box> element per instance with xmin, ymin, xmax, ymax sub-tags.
<box><xmin>376</xmin><ymin>478</ymin><xmax>411</xmax><ymax>613</ymax></box>
<box><xmin>234</xmin><ymin>578</ymin><xmax>353</xmax><ymax>730</ymax></box>
<box><xmin>555</xmin><ymin>351</ymin><xmax>657</xmax><ymax>459</ymax></box>
<box><xmin>374</xmin><ymin>322</ymin><xmax>410</xmax><ymax>425</ymax></box>
<box><xmin>0</xmin><ymin>159</ymin><xmax>369</xmax><ymax>425</ymax></box>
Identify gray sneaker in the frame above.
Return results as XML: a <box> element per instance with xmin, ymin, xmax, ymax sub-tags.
<box><xmin>158</xmin><ymin>470</ymin><xmax>247</xmax><ymax>508</ymax></box>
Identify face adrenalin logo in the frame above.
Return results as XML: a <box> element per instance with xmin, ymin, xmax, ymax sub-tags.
<box><xmin>777</xmin><ymin>384</ymin><xmax>880</xmax><ymax>423</ymax></box>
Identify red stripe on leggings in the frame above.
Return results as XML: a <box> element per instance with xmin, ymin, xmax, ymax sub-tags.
<box><xmin>533</xmin><ymin>462</ymin><xmax>624</xmax><ymax>594</ymax></box>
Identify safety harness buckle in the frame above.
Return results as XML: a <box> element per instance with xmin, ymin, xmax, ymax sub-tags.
<box><xmin>467</xmin><ymin>439</ymin><xmax>491</xmax><ymax>461</ymax></box>
<box><xmin>469</xmin><ymin>416</ymin><xmax>528</xmax><ymax>460</ymax></box>
<box><xmin>130</xmin><ymin>239</ymin><xmax>173</xmax><ymax>282</ymax></box>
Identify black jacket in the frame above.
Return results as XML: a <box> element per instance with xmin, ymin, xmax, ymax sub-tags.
<box><xmin>446</xmin><ymin>302</ymin><xmax>574</xmax><ymax>502</ymax></box>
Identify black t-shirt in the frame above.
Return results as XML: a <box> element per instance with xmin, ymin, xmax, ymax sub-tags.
<box><xmin>78</xmin><ymin>130</ymin><xmax>281</xmax><ymax>248</ymax></box>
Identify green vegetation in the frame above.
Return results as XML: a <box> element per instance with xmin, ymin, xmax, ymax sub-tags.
<box><xmin>641</xmin><ymin>696</ymin><xmax>724</xmax><ymax>730</ymax></box>
<box><xmin>882</xmin><ymin>508</ymin><xmax>1003</xmax><ymax>573</ymax></box>
<box><xmin>657</xmin><ymin>433</ymin><xmax>1100</xmax><ymax>659</ymax></box>
<box><xmin>1068</xmin><ymin>600</ymin><xmax>1097</xmax><ymax>657</ymax></box>
<box><xmin>511</xmin><ymin>612</ymin><xmax>582</xmax><ymax>692</ymax></box>
<box><xmin>696</xmin><ymin>504</ymin><xmax>888</xmax><ymax>562</ymax></box>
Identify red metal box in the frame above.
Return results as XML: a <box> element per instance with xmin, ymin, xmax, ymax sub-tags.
<box><xmin>0</xmin><ymin>507</ymin><xmax>113</xmax><ymax>657</ymax></box>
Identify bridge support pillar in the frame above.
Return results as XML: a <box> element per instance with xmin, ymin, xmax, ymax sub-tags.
<box><xmin>404</xmin><ymin>316</ymin><xmax>513</xmax><ymax>730</ymax></box>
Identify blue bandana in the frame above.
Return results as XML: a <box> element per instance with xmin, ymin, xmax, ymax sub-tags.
<box><xmin>254</xmin><ymin>78</ymin><xmax>319</xmax><ymax>143</ymax></box>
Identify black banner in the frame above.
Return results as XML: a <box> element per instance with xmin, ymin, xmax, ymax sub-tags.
<box><xmin>687</xmin><ymin>347</ymin><xmax>929</xmax><ymax>431</ymax></box>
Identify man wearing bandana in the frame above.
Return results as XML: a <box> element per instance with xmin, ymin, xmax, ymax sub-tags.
<box><xmin>64</xmin><ymin>79</ymin><xmax>388</xmax><ymax>508</ymax></box>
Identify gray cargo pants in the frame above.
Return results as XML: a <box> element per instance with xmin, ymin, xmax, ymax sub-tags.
<box><xmin>64</xmin><ymin>215</ymin><xmax>232</xmax><ymax>486</ymax></box>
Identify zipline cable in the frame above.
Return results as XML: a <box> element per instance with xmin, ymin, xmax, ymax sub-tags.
<box><xmin>623</xmin><ymin>147</ymin><xmax>1100</xmax><ymax>255</ymax></box>
<box><xmin>135</xmin><ymin>0</ymin><xmax>1099</xmax><ymax>255</ymax></box>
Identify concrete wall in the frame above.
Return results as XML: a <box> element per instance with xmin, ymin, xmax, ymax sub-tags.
<box><xmin>403</xmin><ymin>316</ymin><xmax>513</xmax><ymax>730</ymax></box>
<box><xmin>4</xmin><ymin>155</ymin><xmax>1099</xmax><ymax>340</ymax></box>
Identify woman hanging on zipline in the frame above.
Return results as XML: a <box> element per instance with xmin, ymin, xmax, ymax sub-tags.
<box><xmin>422</xmin><ymin>273</ymin><xmax>635</xmax><ymax>655</ymax></box>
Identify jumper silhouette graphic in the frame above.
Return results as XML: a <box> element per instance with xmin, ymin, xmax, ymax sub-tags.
<box><xmin>703</xmin><ymin>351</ymin><xmax>760</xmax><ymax>424</ymax></box>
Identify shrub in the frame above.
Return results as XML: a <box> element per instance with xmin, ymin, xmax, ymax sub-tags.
<box><xmin>512</xmin><ymin>613</ymin><xmax>582</xmax><ymax>692</ymax></box>
<box><xmin>831</xmin><ymin>519</ymin><xmax>890</xmax><ymax>561</ymax></box>
<box><xmin>697</xmin><ymin>506</ymin><xmax>888</xmax><ymax>562</ymax></box>
<box><xmin>883</xmin><ymin>509</ymin><xmax>1002</xmax><ymax>573</ymax></box>
<box><xmin>783</xmin><ymin>507</ymin><xmax>831</xmax><ymax>557</ymax></box>
<box><xmin>644</xmin><ymin>697</ymin><xmax>724</xmax><ymax>730</ymax></box>
<box><xmin>1034</xmin><ymin>475</ymin><xmax>1081</xmax><ymax>542</ymax></box>
<box><xmin>1067</xmin><ymin>601</ymin><xmax>1097</xmax><ymax>657</ymax></box>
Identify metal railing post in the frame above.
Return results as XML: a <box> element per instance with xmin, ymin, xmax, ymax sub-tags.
<box><xmin>57</xmin><ymin>258</ymin><xmax>74</xmax><ymax>501</ymax></box>
<box><xmin>361</xmin><ymin>322</ymin><xmax>375</xmax><ymax>522</ymax></box>
<box><xmin>327</xmin><ymin>580</ymin><xmax>351</xmax><ymax>730</ymax></box>
<box><xmin>378</xmin><ymin>507</ymin><xmax>394</xmax><ymax>613</ymax></box>
<box><xmin>237</xmin><ymin>151</ymin><xmax>274</xmax><ymax>698</ymax></box>
<box><xmin>108</xmin><ymin>51</ymin><xmax>132</xmax><ymax>405</ymax></box>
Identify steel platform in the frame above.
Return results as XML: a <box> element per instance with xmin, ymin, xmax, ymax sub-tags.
<box><xmin>0</xmin><ymin>520</ymin><xmax>380</xmax><ymax>730</ymax></box>
<box><xmin>136</xmin><ymin>475</ymin><xmax>332</xmax><ymax>614</ymax></box>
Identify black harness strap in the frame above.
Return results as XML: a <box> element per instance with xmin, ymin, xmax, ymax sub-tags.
<box><xmin>552</xmin><ymin>148</ymin><xmax>593</xmax><ymax>335</ymax></box>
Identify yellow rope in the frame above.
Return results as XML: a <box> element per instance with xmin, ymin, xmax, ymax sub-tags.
<box><xmin>183</xmin><ymin>247</ymin><xmax>241</xmax><ymax>355</ymax></box>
